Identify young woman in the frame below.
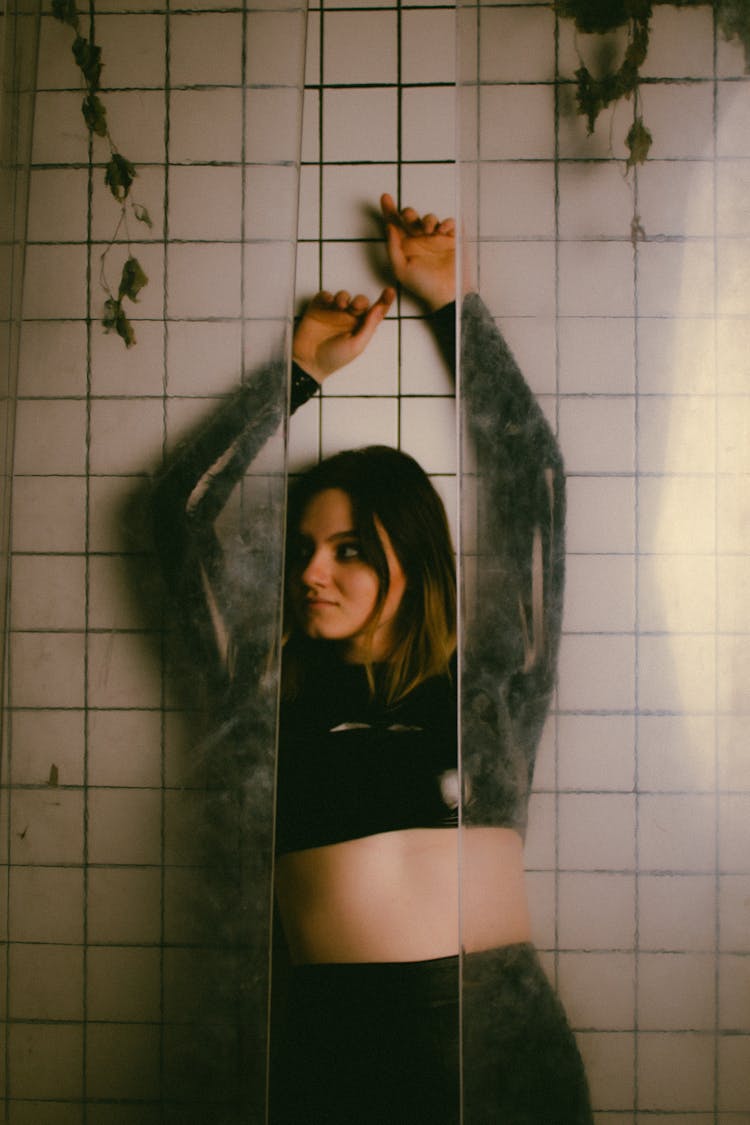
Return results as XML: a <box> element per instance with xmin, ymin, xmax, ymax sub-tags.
<box><xmin>154</xmin><ymin>194</ymin><xmax>592</xmax><ymax>1123</ymax></box>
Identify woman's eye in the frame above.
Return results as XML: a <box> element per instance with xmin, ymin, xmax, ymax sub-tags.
<box><xmin>337</xmin><ymin>542</ymin><xmax>361</xmax><ymax>561</ymax></box>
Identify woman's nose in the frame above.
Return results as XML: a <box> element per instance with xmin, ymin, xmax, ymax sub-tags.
<box><xmin>301</xmin><ymin>548</ymin><xmax>329</xmax><ymax>588</ymax></box>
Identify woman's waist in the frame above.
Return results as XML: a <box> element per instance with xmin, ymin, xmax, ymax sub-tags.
<box><xmin>274</xmin><ymin>825</ymin><xmax>531</xmax><ymax>965</ymax></box>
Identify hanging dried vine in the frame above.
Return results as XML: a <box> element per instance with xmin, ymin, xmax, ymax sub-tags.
<box><xmin>52</xmin><ymin>0</ymin><xmax>151</xmax><ymax>346</ymax></box>
<box><xmin>556</xmin><ymin>0</ymin><xmax>750</xmax><ymax>167</ymax></box>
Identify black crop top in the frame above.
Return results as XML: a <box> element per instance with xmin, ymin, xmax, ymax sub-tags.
<box><xmin>152</xmin><ymin>295</ymin><xmax>565</xmax><ymax>850</ymax></box>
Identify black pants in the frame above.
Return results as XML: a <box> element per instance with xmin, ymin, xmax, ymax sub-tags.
<box><xmin>270</xmin><ymin>943</ymin><xmax>592</xmax><ymax>1125</ymax></box>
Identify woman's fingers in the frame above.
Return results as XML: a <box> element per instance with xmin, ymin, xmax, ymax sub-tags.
<box><xmin>380</xmin><ymin>191</ymin><xmax>455</xmax><ymax>238</ymax></box>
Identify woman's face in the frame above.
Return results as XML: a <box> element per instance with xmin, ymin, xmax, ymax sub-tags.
<box><xmin>291</xmin><ymin>488</ymin><xmax>406</xmax><ymax>662</ymax></box>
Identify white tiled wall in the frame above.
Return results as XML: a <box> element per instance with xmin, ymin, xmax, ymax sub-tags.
<box><xmin>3</xmin><ymin>1</ymin><xmax>749</xmax><ymax>1121</ymax></box>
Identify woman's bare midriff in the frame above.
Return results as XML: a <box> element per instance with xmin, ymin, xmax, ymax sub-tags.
<box><xmin>274</xmin><ymin>826</ymin><xmax>531</xmax><ymax>964</ymax></box>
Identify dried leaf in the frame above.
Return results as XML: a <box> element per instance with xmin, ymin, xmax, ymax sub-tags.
<box><xmin>555</xmin><ymin>0</ymin><xmax>629</xmax><ymax>33</ymax></box>
<box><xmin>118</xmin><ymin>256</ymin><xmax>148</xmax><ymax>302</ymax></box>
<box><xmin>51</xmin><ymin>0</ymin><xmax>78</xmax><ymax>28</ymax></box>
<box><xmin>48</xmin><ymin>764</ymin><xmax>59</xmax><ymax>787</ymax></box>
<box><xmin>626</xmin><ymin>117</ymin><xmax>652</xmax><ymax>165</ymax></box>
<box><xmin>82</xmin><ymin>92</ymin><xmax>108</xmax><ymax>137</ymax></box>
<box><xmin>103</xmin><ymin>297</ymin><xmax>136</xmax><ymax>347</ymax></box>
<box><xmin>717</xmin><ymin>0</ymin><xmax>750</xmax><ymax>73</ymax></box>
<box><xmin>105</xmin><ymin>153</ymin><xmax>136</xmax><ymax>201</ymax></box>
<box><xmin>133</xmin><ymin>203</ymin><xmax>154</xmax><ymax>229</ymax></box>
<box><xmin>72</xmin><ymin>35</ymin><xmax>103</xmax><ymax>91</ymax></box>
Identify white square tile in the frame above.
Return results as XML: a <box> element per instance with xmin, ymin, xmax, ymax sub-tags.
<box><xmin>638</xmin><ymin>241</ymin><xmax>716</xmax><ymax>319</ymax></box>
<box><xmin>246</xmin><ymin>165</ymin><xmax>300</xmax><ymax>241</ymax></box>
<box><xmin>167</xmin><ymin>243</ymin><xmax>242</xmax><ymax>319</ymax></box>
<box><xmin>559</xmin><ymin>794</ymin><xmax>636</xmax><ymax>871</ymax></box>
<box><xmin>717</xmin><ymin>82</ymin><xmax>750</xmax><ymax>156</ymax></box>
<box><xmin>244</xmin><ymin>240</ymin><xmax>298</xmax><ymax>319</ymax></box>
<box><xmin>478</xmin><ymin>162</ymin><xmax>555</xmax><ymax>239</ymax></box>
<box><xmin>322</xmin><ymin>318</ymin><xmax>398</xmax><ymax>397</ymax></box>
<box><xmin>9</xmin><ymin>944</ymin><xmax>84</xmax><ymax>1022</ymax></box>
<box><xmin>720</xmin><ymin>795</ymin><xmax>750</xmax><ymax>873</ymax></box>
<box><xmin>638</xmin><ymin>475</ymin><xmax>716</xmax><ymax>554</ymax></box>
<box><xmin>401</xmin><ymin>318</ymin><xmax>453</xmax><ymax>395</ymax></box>
<box><xmin>295</xmin><ymin>240</ymin><xmax>322</xmax><ymax>302</ymax></box>
<box><xmin>638</xmin><ymin>318</ymin><xmax>715</xmax><ymax>396</ymax></box>
<box><xmin>169</xmin><ymin>89</ymin><xmax>243</xmax><ymax>162</ymax></box>
<box><xmin>523</xmin><ymin>791</ymin><xmax>556</xmax><ymax>869</ymax></box>
<box><xmin>305</xmin><ymin>11</ymin><xmax>320</xmax><ymax>86</ymax></box>
<box><xmin>301</xmin><ymin>88</ymin><xmax>320</xmax><ymax>165</ymax></box>
<box><xmin>639</xmin><ymin>634</ymin><xmax>716</xmax><ymax>715</ymax></box>
<box><xmin>94</xmin><ymin>90</ymin><xmax>166</xmax><ymax>163</ymax></box>
<box><xmin>399</xmin><ymin>163</ymin><xmax>457</xmax><ymax>232</ymax></box>
<box><xmin>11</xmin><ymin>477</ymin><xmax>86</xmax><ymax>553</ymax></box>
<box><xmin>718</xmin><ymin>555</ymin><xmax>750</xmax><ymax>633</ymax></box>
<box><xmin>718</xmin><ymin>237</ymin><xmax>750</xmax><ymax>316</ymax></box>
<box><xmin>638</xmin><ymin>161</ymin><xmax>714</xmax><ymax>239</ymax></box>
<box><xmin>720</xmin><ymin>875</ymin><xmax>750</xmax><ymax>952</ymax></box>
<box><xmin>719</xmin><ymin>716</ymin><xmax>750</xmax><ymax>792</ymax></box>
<box><xmin>88</xmin><ymin>554</ymin><xmax>162</xmax><ymax>630</ymax></box>
<box><xmin>558</xmin><ymin>318</ymin><xmax>635</xmax><ymax>395</ymax></box>
<box><xmin>87</xmin><ymin>632</ymin><xmax>162</xmax><ymax>708</ymax></box>
<box><xmin>11</xmin><ymin>556</ymin><xmax>85</xmax><ymax>631</ymax></box>
<box><xmin>718</xmin><ymin>475</ymin><xmax>750</xmax><ymax>553</ymax></box>
<box><xmin>432</xmin><ymin>473</ymin><xmax>457</xmax><ymax>549</ymax></box>
<box><xmin>37</xmin><ymin>14</ymin><xmax>86</xmax><ymax>89</ymax></box>
<box><xmin>89</xmin><ymin>399</ymin><xmax>164</xmax><ymax>474</ymax></box>
<box><xmin>91</xmin><ymin>321</ymin><xmax>165</xmax><ymax>397</ymax></box>
<box><xmin>9</xmin><ymin>867</ymin><xmax>84</xmax><ymax>943</ymax></box>
<box><xmin>558</xmin><ymin>952</ymin><xmax>635</xmax><ymax>1031</ymax></box>
<box><xmin>400</xmin><ymin>395</ymin><xmax>456</xmax><ymax>474</ymax></box>
<box><xmin>559</xmin><ymin>397</ymin><xmax>635</xmax><ymax>474</ymax></box>
<box><xmin>557</xmin><ymin>634</ymin><xmax>635</xmax><ymax>713</ymax></box>
<box><xmin>563</xmin><ymin>555</ymin><xmax>635</xmax><ymax>634</ymax></box>
<box><xmin>566</xmin><ymin>476</ymin><xmax>636</xmax><ymax>555</ymax></box>
<box><xmin>27</xmin><ymin>168</ymin><xmax>88</xmax><ymax>242</ymax></box>
<box><xmin>401</xmin><ymin>86</ymin><xmax>456</xmax><ymax>162</ymax></box>
<box><xmin>558</xmin><ymin>163</ymin><xmax>634</xmax><ymax>240</ymax></box>
<box><xmin>32</xmin><ymin>92</ymin><xmax>89</xmax><ymax>164</ymax></box>
<box><xmin>320</xmin><ymin>396</ymin><xmax>398</xmax><ymax>458</ymax></box>
<box><xmin>170</xmin><ymin>13</ymin><xmax>243</xmax><ymax>86</ymax></box>
<box><xmin>640</xmin><ymin>5</ymin><xmax>714</xmax><ymax>79</ymax></box>
<box><xmin>525</xmin><ymin>870</ymin><xmax>556</xmax><ymax>948</ymax></box>
<box><xmin>558</xmin><ymin>873</ymin><xmax>636</xmax><ymax>950</ymax></box>
<box><xmin>167</xmin><ymin>321</ymin><xmax>242</xmax><ymax>395</ymax></box>
<box><xmin>88</xmin><ymin>788</ymin><xmax>162</xmax><ymax>865</ymax></box>
<box><xmin>324</xmin><ymin>10</ymin><xmax>397</xmax><ymax>84</ymax></box>
<box><xmin>559</xmin><ymin>242</ymin><xmax>634</xmax><ymax>318</ymax></box>
<box><xmin>88</xmin><ymin>710</ymin><xmax>162</xmax><ymax>787</ymax></box>
<box><xmin>22</xmin><ymin>245</ymin><xmax>87</xmax><ymax>319</ymax></box>
<box><xmin>96</xmin><ymin>14</ymin><xmax>166</xmax><ymax>88</ymax></box>
<box><xmin>9</xmin><ymin>709</ymin><xmax>85</xmax><ymax>787</ymax></box>
<box><xmin>247</xmin><ymin>87</ymin><xmax>304</xmax><ymax>164</ymax></box>
<box><xmin>478</xmin><ymin>7</ymin><xmax>555</xmax><ymax>83</ymax></box>
<box><xmin>638</xmin><ymin>394</ymin><xmax>716</xmax><ymax>475</ymax></box>
<box><xmin>247</xmin><ymin>10</ymin><xmax>307</xmax><ymax>86</ymax></box>
<box><xmin>18</xmin><ymin>322</ymin><xmax>87</xmax><ymax>398</ymax></box>
<box><xmin>558</xmin><ymin>715</ymin><xmax>636</xmax><ymax>792</ymax></box>
<box><xmin>479</xmin><ymin>85</ymin><xmax>555</xmax><ymax>160</ymax></box>
<box><xmin>401</xmin><ymin>9</ymin><xmax>455</xmax><ymax>84</ymax></box>
<box><xmin>288</xmin><ymin>396</ymin><xmax>321</xmax><ymax>472</ymax></box>
<box><xmin>576</xmin><ymin>1031</ymin><xmax>634</xmax><ymax>1112</ymax></box>
<box><xmin>637</xmin><ymin>1032</ymin><xmax>715</xmax><ymax>1111</ymax></box>
<box><xmin>321</xmin><ymin>164</ymin><xmax>398</xmax><ymax>240</ymax></box>
<box><xmin>639</xmin><ymin>84</ymin><xmax>715</xmax><ymax>160</ymax></box>
<box><xmin>719</xmin><ymin>954</ymin><xmax>750</xmax><ymax>1031</ymax></box>
<box><xmin>478</xmin><ymin>242</ymin><xmax>556</xmax><ymax>318</ymax></box>
<box><xmin>168</xmin><ymin>166</ymin><xmax>243</xmax><ymax>241</ymax></box>
<box><xmin>638</xmin><ymin>555</ymin><xmax>716</xmax><ymax>635</ymax></box>
<box><xmin>322</xmin><ymin>240</ymin><xmax>390</xmax><ymax>304</ymax></box>
<box><xmin>87</xmin><ymin>867</ymin><xmax>161</xmax><ymax>944</ymax></box>
<box><xmin>638</xmin><ymin>952</ymin><xmax>716</xmax><ymax>1031</ymax></box>
<box><xmin>639</xmin><ymin>794</ymin><xmax>717</xmax><ymax>874</ymax></box>
<box><xmin>718</xmin><ymin>1035</ymin><xmax>750</xmax><ymax>1113</ymax></box>
<box><xmin>14</xmin><ymin>400</ymin><xmax>88</xmax><ymax>474</ymax></box>
<box><xmin>639</xmin><ymin>874</ymin><xmax>717</xmax><ymax>952</ymax></box>
<box><xmin>718</xmin><ymin>393</ymin><xmax>750</xmax><ymax>473</ymax></box>
<box><xmin>298</xmin><ymin>164</ymin><xmax>321</xmax><ymax>241</ymax></box>
<box><xmin>10</xmin><ymin>633</ymin><xmax>86</xmax><ymax>708</ymax></box>
<box><xmin>323</xmin><ymin>89</ymin><xmax>398</xmax><ymax>163</ymax></box>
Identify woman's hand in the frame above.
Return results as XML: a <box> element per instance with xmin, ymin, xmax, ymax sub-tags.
<box><xmin>381</xmin><ymin>193</ymin><xmax>456</xmax><ymax>312</ymax></box>
<box><xmin>292</xmin><ymin>287</ymin><xmax>395</xmax><ymax>384</ymax></box>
